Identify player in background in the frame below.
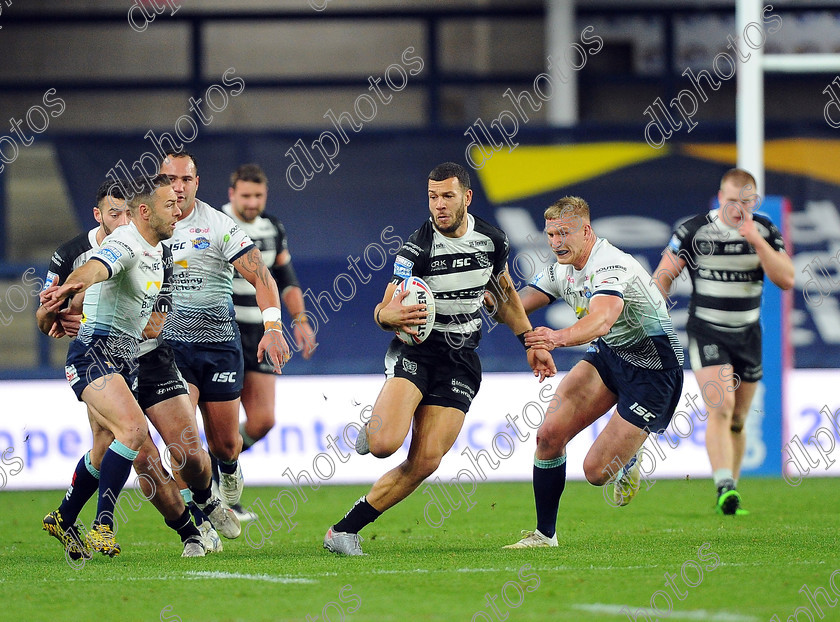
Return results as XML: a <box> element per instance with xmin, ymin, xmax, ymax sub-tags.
<box><xmin>158</xmin><ymin>151</ymin><xmax>290</xmax><ymax>514</ymax></box>
<box><xmin>220</xmin><ymin>163</ymin><xmax>317</xmax><ymax>521</ymax></box>
<box><xmin>40</xmin><ymin>175</ymin><xmax>180</xmax><ymax>556</ymax></box>
<box><xmin>504</xmin><ymin>196</ymin><xmax>684</xmax><ymax>548</ymax></box>
<box><xmin>323</xmin><ymin>162</ymin><xmax>555</xmax><ymax>556</ymax></box>
<box><xmin>653</xmin><ymin>168</ymin><xmax>794</xmax><ymax>515</ymax></box>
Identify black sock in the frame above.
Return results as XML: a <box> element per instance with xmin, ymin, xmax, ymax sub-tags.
<box><xmin>334</xmin><ymin>496</ymin><xmax>382</xmax><ymax>534</ymax></box>
<box><xmin>165</xmin><ymin>507</ymin><xmax>201</xmax><ymax>543</ymax></box>
<box><xmin>217</xmin><ymin>456</ymin><xmax>237</xmax><ymax>475</ymax></box>
<box><xmin>188</xmin><ymin>501</ymin><xmax>209</xmax><ymax>526</ymax></box>
<box><xmin>209</xmin><ymin>454</ymin><xmax>220</xmax><ymax>484</ymax></box>
<box><xmin>96</xmin><ymin>442</ymin><xmax>138</xmax><ymax>528</ymax></box>
<box><xmin>534</xmin><ymin>455</ymin><xmax>567</xmax><ymax>539</ymax></box>
<box><xmin>58</xmin><ymin>451</ymin><xmax>100</xmax><ymax>528</ymax></box>
<box><xmin>192</xmin><ymin>484</ymin><xmax>212</xmax><ymax>506</ymax></box>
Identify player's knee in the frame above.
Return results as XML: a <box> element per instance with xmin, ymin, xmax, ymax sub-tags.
<box><xmin>708</xmin><ymin>393</ymin><xmax>736</xmax><ymax>419</ymax></box>
<box><xmin>369</xmin><ymin>436</ymin><xmax>400</xmax><ymax>459</ymax></box>
<box><xmin>210</xmin><ymin>438</ymin><xmax>240</xmax><ymax>462</ymax></box>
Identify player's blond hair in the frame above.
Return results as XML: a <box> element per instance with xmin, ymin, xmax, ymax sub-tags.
<box><xmin>720</xmin><ymin>168</ymin><xmax>756</xmax><ymax>191</ymax></box>
<box><xmin>544</xmin><ymin>196</ymin><xmax>590</xmax><ymax>223</ymax></box>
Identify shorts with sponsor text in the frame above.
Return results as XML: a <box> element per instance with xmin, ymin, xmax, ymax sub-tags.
<box><xmin>687</xmin><ymin>321</ymin><xmax>762</xmax><ymax>383</ymax></box>
<box><xmin>137</xmin><ymin>341</ymin><xmax>190</xmax><ymax>410</ymax></box>
<box><xmin>65</xmin><ymin>335</ymin><xmax>138</xmax><ymax>401</ymax></box>
<box><xmin>167</xmin><ymin>336</ymin><xmax>244</xmax><ymax>402</ymax></box>
<box><xmin>583</xmin><ymin>339</ymin><xmax>683</xmax><ymax>434</ymax></box>
<box><xmin>384</xmin><ymin>336</ymin><xmax>481</xmax><ymax>414</ymax></box>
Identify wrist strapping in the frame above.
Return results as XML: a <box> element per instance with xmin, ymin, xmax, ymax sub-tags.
<box><xmin>262</xmin><ymin>306</ymin><xmax>282</xmax><ymax>332</ymax></box>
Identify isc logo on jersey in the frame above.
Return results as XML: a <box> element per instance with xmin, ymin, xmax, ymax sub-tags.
<box><xmin>212</xmin><ymin>371</ymin><xmax>237</xmax><ymax>383</ymax></box>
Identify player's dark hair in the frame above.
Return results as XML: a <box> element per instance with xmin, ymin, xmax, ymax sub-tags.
<box><xmin>720</xmin><ymin>168</ymin><xmax>756</xmax><ymax>192</ymax></box>
<box><xmin>429</xmin><ymin>162</ymin><xmax>471</xmax><ymax>191</ymax></box>
<box><xmin>95</xmin><ymin>180</ymin><xmax>126</xmax><ymax>205</ymax></box>
<box><xmin>128</xmin><ymin>174</ymin><xmax>172</xmax><ymax>212</ymax></box>
<box><xmin>158</xmin><ymin>149</ymin><xmax>199</xmax><ymax>176</ymax></box>
<box><xmin>230</xmin><ymin>163</ymin><xmax>268</xmax><ymax>188</ymax></box>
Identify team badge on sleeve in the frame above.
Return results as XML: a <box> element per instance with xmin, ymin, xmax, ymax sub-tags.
<box><xmin>667</xmin><ymin>234</ymin><xmax>681</xmax><ymax>253</ymax></box>
<box><xmin>98</xmin><ymin>248</ymin><xmax>122</xmax><ymax>263</ymax></box>
<box><xmin>42</xmin><ymin>271</ymin><xmax>58</xmax><ymax>291</ymax></box>
<box><xmin>394</xmin><ymin>256</ymin><xmax>413</xmax><ymax>279</ymax></box>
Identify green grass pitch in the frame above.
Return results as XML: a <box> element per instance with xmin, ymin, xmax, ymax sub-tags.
<box><xmin>2</xmin><ymin>478</ymin><xmax>839</xmax><ymax>621</ymax></box>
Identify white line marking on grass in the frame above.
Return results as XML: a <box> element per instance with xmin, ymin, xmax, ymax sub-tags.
<box><xmin>183</xmin><ymin>571</ymin><xmax>316</xmax><ymax>584</ymax></box>
<box><xmin>573</xmin><ymin>603</ymin><xmax>758</xmax><ymax>621</ymax></box>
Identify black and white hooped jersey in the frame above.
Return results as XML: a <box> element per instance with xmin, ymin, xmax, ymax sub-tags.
<box><xmin>221</xmin><ymin>203</ymin><xmax>288</xmax><ymax>325</ymax></box>
<box><xmin>529</xmin><ymin>237</ymin><xmax>683</xmax><ymax>370</ymax></box>
<box><xmin>667</xmin><ymin>210</ymin><xmax>786</xmax><ymax>331</ymax></box>
<box><xmin>390</xmin><ymin>213</ymin><xmax>509</xmax><ymax>349</ymax></box>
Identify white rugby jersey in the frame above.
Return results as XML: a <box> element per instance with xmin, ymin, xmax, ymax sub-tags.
<box><xmin>161</xmin><ymin>199</ymin><xmax>255</xmax><ymax>343</ymax></box>
<box><xmin>529</xmin><ymin>237</ymin><xmax>683</xmax><ymax>370</ymax></box>
<box><xmin>390</xmin><ymin>213</ymin><xmax>509</xmax><ymax>349</ymax></box>
<box><xmin>79</xmin><ymin>222</ymin><xmax>165</xmax><ymax>343</ymax></box>
<box><xmin>221</xmin><ymin>203</ymin><xmax>287</xmax><ymax>325</ymax></box>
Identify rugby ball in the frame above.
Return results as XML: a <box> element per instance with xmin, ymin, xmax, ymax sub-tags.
<box><xmin>392</xmin><ymin>276</ymin><xmax>436</xmax><ymax>345</ymax></box>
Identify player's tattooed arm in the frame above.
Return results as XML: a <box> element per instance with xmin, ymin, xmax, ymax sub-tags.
<box><xmin>233</xmin><ymin>245</ymin><xmax>282</xmax><ymax>310</ymax></box>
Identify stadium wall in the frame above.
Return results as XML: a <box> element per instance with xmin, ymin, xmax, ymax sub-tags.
<box><xmin>0</xmin><ymin>370</ymin><xmax>836</xmax><ymax>490</ymax></box>
<box><xmin>9</xmin><ymin>130</ymin><xmax>840</xmax><ymax>374</ymax></box>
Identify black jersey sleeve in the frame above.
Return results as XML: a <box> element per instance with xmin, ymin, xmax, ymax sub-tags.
<box><xmin>44</xmin><ymin>231</ymin><xmax>92</xmax><ymax>291</ymax></box>
<box><xmin>264</xmin><ymin>213</ymin><xmax>300</xmax><ymax>290</ymax></box>
<box><xmin>754</xmin><ymin>214</ymin><xmax>787</xmax><ymax>252</ymax></box>
<box><xmin>390</xmin><ymin>221</ymin><xmax>432</xmax><ymax>285</ymax></box>
<box><xmin>666</xmin><ymin>213</ymin><xmax>707</xmax><ymax>266</ymax></box>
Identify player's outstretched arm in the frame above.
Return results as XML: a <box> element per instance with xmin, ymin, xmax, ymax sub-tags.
<box><xmin>41</xmin><ymin>260</ymin><xmax>109</xmax><ymax>314</ymax></box>
<box><xmin>233</xmin><ymin>245</ymin><xmax>291</xmax><ymax>372</ymax></box>
<box><xmin>373</xmin><ymin>282</ymin><xmax>427</xmax><ymax>335</ymax></box>
<box><xmin>526</xmin><ymin>294</ymin><xmax>624</xmax><ymax>350</ymax></box>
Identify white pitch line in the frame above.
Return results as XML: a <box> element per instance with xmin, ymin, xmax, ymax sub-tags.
<box><xmin>573</xmin><ymin>603</ymin><xmax>758</xmax><ymax>621</ymax></box>
<box><xmin>183</xmin><ymin>571</ymin><xmax>316</xmax><ymax>584</ymax></box>
<box><xmin>49</xmin><ymin>559</ymin><xmax>827</xmax><ymax>585</ymax></box>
